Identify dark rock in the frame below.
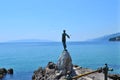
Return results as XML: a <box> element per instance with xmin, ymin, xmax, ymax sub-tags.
<box><xmin>74</xmin><ymin>65</ymin><xmax>79</xmax><ymax>68</ymax></box>
<box><xmin>0</xmin><ymin>74</ymin><xmax>4</xmax><ymax>79</ymax></box>
<box><xmin>0</xmin><ymin>68</ymin><xmax>14</xmax><ymax>79</ymax></box>
<box><xmin>7</xmin><ymin>68</ymin><xmax>13</xmax><ymax>74</ymax></box>
<box><xmin>108</xmin><ymin>74</ymin><xmax>120</xmax><ymax>80</ymax></box>
<box><xmin>0</xmin><ymin>68</ymin><xmax>7</xmax><ymax>75</ymax></box>
<box><xmin>32</xmin><ymin>67</ymin><xmax>46</xmax><ymax>80</ymax></box>
<box><xmin>0</xmin><ymin>68</ymin><xmax>7</xmax><ymax>79</ymax></box>
<box><xmin>32</xmin><ymin>75</ymin><xmax>35</xmax><ymax>80</ymax></box>
<box><xmin>47</xmin><ymin>62</ymin><xmax>56</xmax><ymax>69</ymax></box>
<box><xmin>32</xmin><ymin>62</ymin><xmax>60</xmax><ymax>80</ymax></box>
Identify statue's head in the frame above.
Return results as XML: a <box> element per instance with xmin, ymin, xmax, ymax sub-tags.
<box><xmin>63</xmin><ymin>30</ymin><xmax>66</xmax><ymax>33</ymax></box>
<box><xmin>105</xmin><ymin>63</ymin><xmax>107</xmax><ymax>65</ymax></box>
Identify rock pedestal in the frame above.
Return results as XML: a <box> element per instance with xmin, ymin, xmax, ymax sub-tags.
<box><xmin>57</xmin><ymin>50</ymin><xmax>73</xmax><ymax>75</ymax></box>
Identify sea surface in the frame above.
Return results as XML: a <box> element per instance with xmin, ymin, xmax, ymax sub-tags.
<box><xmin>0</xmin><ymin>42</ymin><xmax>120</xmax><ymax>80</ymax></box>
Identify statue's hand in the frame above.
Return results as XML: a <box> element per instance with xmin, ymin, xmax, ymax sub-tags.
<box><xmin>68</xmin><ymin>36</ymin><xmax>70</xmax><ymax>39</ymax></box>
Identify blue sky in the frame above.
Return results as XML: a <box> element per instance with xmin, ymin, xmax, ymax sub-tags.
<box><xmin>0</xmin><ymin>0</ymin><xmax>119</xmax><ymax>42</ymax></box>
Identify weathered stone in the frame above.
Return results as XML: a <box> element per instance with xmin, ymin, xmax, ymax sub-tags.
<box><xmin>0</xmin><ymin>68</ymin><xmax>7</xmax><ymax>75</ymax></box>
<box><xmin>57</xmin><ymin>50</ymin><xmax>73</xmax><ymax>75</ymax></box>
<box><xmin>32</xmin><ymin>75</ymin><xmax>35</xmax><ymax>80</ymax></box>
<box><xmin>47</xmin><ymin>62</ymin><xmax>56</xmax><ymax>69</ymax></box>
<box><xmin>108</xmin><ymin>74</ymin><xmax>120</xmax><ymax>80</ymax></box>
<box><xmin>0</xmin><ymin>74</ymin><xmax>4</xmax><ymax>79</ymax></box>
<box><xmin>0</xmin><ymin>68</ymin><xmax>7</xmax><ymax>79</ymax></box>
<box><xmin>7</xmin><ymin>68</ymin><xmax>13</xmax><ymax>74</ymax></box>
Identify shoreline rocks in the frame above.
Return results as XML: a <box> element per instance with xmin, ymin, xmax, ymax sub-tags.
<box><xmin>0</xmin><ymin>68</ymin><xmax>13</xmax><ymax>79</ymax></box>
<box><xmin>32</xmin><ymin>62</ymin><xmax>114</xmax><ymax>80</ymax></box>
<box><xmin>108</xmin><ymin>74</ymin><xmax>120</xmax><ymax>80</ymax></box>
<box><xmin>7</xmin><ymin>68</ymin><xmax>13</xmax><ymax>74</ymax></box>
<box><xmin>0</xmin><ymin>68</ymin><xmax>7</xmax><ymax>79</ymax></box>
<box><xmin>32</xmin><ymin>50</ymin><xmax>119</xmax><ymax>80</ymax></box>
<box><xmin>32</xmin><ymin>62</ymin><xmax>69</xmax><ymax>80</ymax></box>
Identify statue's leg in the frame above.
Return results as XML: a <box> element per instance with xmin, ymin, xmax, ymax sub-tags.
<box><xmin>62</xmin><ymin>41</ymin><xmax>66</xmax><ymax>50</ymax></box>
<box><xmin>64</xmin><ymin>42</ymin><xmax>66</xmax><ymax>49</ymax></box>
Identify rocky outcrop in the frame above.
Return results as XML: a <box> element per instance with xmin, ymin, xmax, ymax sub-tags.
<box><xmin>0</xmin><ymin>68</ymin><xmax>7</xmax><ymax>75</ymax></box>
<box><xmin>32</xmin><ymin>51</ymin><xmax>119</xmax><ymax>80</ymax></box>
<box><xmin>108</xmin><ymin>74</ymin><xmax>120</xmax><ymax>80</ymax></box>
<box><xmin>32</xmin><ymin>50</ymin><xmax>74</xmax><ymax>80</ymax></box>
<box><xmin>57</xmin><ymin>50</ymin><xmax>73</xmax><ymax>75</ymax></box>
<box><xmin>32</xmin><ymin>62</ymin><xmax>114</xmax><ymax>80</ymax></box>
<box><xmin>0</xmin><ymin>68</ymin><xmax>13</xmax><ymax>79</ymax></box>
<box><xmin>7</xmin><ymin>68</ymin><xmax>14</xmax><ymax>74</ymax></box>
<box><xmin>32</xmin><ymin>50</ymin><xmax>115</xmax><ymax>80</ymax></box>
<box><xmin>0</xmin><ymin>68</ymin><xmax>7</xmax><ymax>79</ymax></box>
<box><xmin>32</xmin><ymin>62</ymin><xmax>63</xmax><ymax>80</ymax></box>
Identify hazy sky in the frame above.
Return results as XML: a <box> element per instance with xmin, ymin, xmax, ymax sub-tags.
<box><xmin>0</xmin><ymin>0</ymin><xmax>119</xmax><ymax>42</ymax></box>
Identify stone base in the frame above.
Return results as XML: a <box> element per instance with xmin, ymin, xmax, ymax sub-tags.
<box><xmin>57</xmin><ymin>50</ymin><xmax>73</xmax><ymax>75</ymax></box>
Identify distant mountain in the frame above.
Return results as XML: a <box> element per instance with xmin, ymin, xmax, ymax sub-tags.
<box><xmin>109</xmin><ymin>36</ymin><xmax>120</xmax><ymax>41</ymax></box>
<box><xmin>9</xmin><ymin>39</ymin><xmax>53</xmax><ymax>42</ymax></box>
<box><xmin>89</xmin><ymin>33</ymin><xmax>120</xmax><ymax>42</ymax></box>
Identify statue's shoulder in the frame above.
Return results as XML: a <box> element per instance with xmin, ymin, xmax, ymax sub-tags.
<box><xmin>62</xmin><ymin>33</ymin><xmax>65</xmax><ymax>36</ymax></box>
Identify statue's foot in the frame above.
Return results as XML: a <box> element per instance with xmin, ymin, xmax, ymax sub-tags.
<box><xmin>64</xmin><ymin>49</ymin><xmax>67</xmax><ymax>51</ymax></box>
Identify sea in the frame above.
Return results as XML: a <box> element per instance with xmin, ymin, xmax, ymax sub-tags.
<box><xmin>0</xmin><ymin>42</ymin><xmax>120</xmax><ymax>80</ymax></box>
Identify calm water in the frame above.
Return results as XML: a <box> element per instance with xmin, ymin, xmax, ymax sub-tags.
<box><xmin>0</xmin><ymin>42</ymin><xmax>120</xmax><ymax>80</ymax></box>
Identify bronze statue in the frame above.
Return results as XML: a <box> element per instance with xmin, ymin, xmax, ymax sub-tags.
<box><xmin>62</xmin><ymin>30</ymin><xmax>70</xmax><ymax>50</ymax></box>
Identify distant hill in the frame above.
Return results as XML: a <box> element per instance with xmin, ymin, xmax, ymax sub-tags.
<box><xmin>109</xmin><ymin>36</ymin><xmax>120</xmax><ymax>41</ymax></box>
<box><xmin>9</xmin><ymin>39</ymin><xmax>53</xmax><ymax>42</ymax></box>
<box><xmin>89</xmin><ymin>33</ymin><xmax>120</xmax><ymax>42</ymax></box>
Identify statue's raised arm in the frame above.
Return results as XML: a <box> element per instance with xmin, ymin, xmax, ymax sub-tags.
<box><xmin>66</xmin><ymin>34</ymin><xmax>70</xmax><ymax>39</ymax></box>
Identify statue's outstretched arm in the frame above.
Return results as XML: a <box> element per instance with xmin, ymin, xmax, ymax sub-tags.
<box><xmin>66</xmin><ymin>34</ymin><xmax>70</xmax><ymax>39</ymax></box>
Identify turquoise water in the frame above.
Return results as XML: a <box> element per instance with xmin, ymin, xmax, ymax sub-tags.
<box><xmin>0</xmin><ymin>42</ymin><xmax>120</xmax><ymax>80</ymax></box>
